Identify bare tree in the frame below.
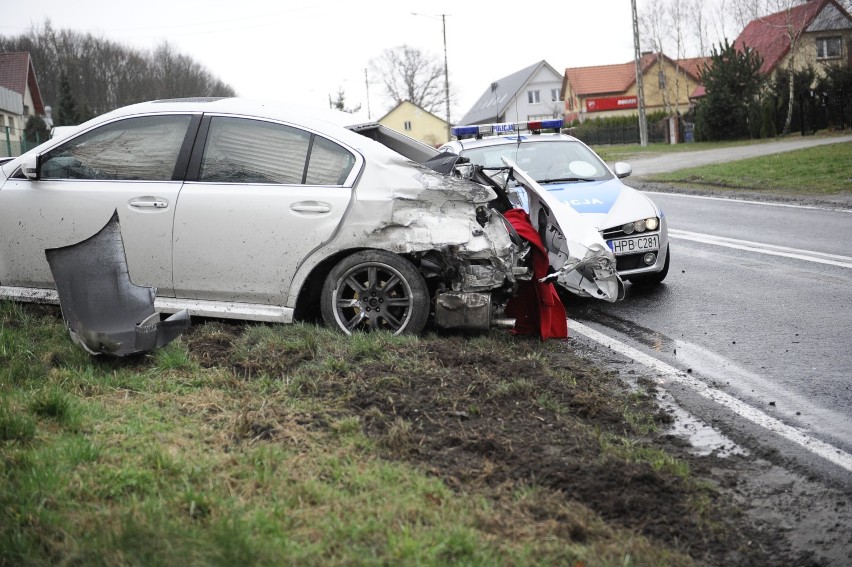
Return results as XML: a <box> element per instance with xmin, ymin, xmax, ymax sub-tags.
<box><xmin>639</xmin><ymin>0</ymin><xmax>693</xmax><ymax>115</ymax></box>
<box><xmin>688</xmin><ymin>0</ymin><xmax>712</xmax><ymax>56</ymax></box>
<box><xmin>369</xmin><ymin>45</ymin><xmax>448</xmax><ymax>115</ymax></box>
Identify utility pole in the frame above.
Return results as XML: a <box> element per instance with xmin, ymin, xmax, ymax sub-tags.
<box><xmin>364</xmin><ymin>68</ymin><xmax>371</xmax><ymax>120</ymax></box>
<box><xmin>441</xmin><ymin>14</ymin><xmax>451</xmax><ymax>141</ymax></box>
<box><xmin>413</xmin><ymin>12</ymin><xmax>451</xmax><ymax>141</ymax></box>
<box><xmin>631</xmin><ymin>0</ymin><xmax>649</xmax><ymax>147</ymax></box>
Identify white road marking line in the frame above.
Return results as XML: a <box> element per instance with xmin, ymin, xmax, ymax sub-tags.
<box><xmin>668</xmin><ymin>229</ymin><xmax>852</xmax><ymax>269</ymax></box>
<box><xmin>644</xmin><ymin>191</ymin><xmax>852</xmax><ymax>213</ymax></box>
<box><xmin>569</xmin><ymin>319</ymin><xmax>852</xmax><ymax>473</ymax></box>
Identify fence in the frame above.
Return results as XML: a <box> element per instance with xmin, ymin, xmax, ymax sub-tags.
<box><xmin>2</xmin><ymin>127</ymin><xmax>45</xmax><ymax>158</ymax></box>
<box><xmin>796</xmin><ymin>88</ymin><xmax>851</xmax><ymax>135</ymax></box>
<box><xmin>565</xmin><ymin>119</ymin><xmax>671</xmax><ymax>146</ymax></box>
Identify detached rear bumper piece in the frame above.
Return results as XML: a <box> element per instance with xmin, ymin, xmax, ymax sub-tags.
<box><xmin>45</xmin><ymin>211</ymin><xmax>190</xmax><ymax>356</ymax></box>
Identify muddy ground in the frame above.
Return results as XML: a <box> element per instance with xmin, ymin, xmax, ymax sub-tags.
<box><xmin>185</xmin><ymin>321</ymin><xmax>851</xmax><ymax>566</ymax></box>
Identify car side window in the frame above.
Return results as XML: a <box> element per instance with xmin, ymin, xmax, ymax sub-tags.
<box><xmin>200</xmin><ymin>117</ymin><xmax>355</xmax><ymax>185</ymax></box>
<box><xmin>40</xmin><ymin>115</ymin><xmax>192</xmax><ymax>181</ymax></box>
<box><xmin>305</xmin><ymin>134</ymin><xmax>356</xmax><ymax>185</ymax></box>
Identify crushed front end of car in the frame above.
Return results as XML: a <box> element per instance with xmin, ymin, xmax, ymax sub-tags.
<box><xmin>453</xmin><ymin>158</ymin><xmax>624</xmax><ymax>303</ymax></box>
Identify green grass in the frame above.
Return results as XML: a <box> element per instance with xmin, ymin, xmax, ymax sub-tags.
<box><xmin>0</xmin><ymin>302</ymin><xmax>731</xmax><ymax>566</ymax></box>
<box><xmin>591</xmin><ymin>130</ymin><xmax>851</xmax><ymax>164</ymax></box>
<box><xmin>645</xmin><ymin>141</ymin><xmax>852</xmax><ymax>195</ymax></box>
<box><xmin>592</xmin><ymin>138</ymin><xmax>771</xmax><ymax>163</ymax></box>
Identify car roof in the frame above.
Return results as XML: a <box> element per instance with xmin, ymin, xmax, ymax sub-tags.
<box><xmin>29</xmin><ymin>97</ymin><xmax>440</xmax><ymax>164</ymax></box>
<box><xmin>85</xmin><ymin>97</ymin><xmax>367</xmax><ymax>131</ymax></box>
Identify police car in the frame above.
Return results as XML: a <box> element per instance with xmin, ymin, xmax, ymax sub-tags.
<box><xmin>439</xmin><ymin>119</ymin><xmax>669</xmax><ymax>291</ymax></box>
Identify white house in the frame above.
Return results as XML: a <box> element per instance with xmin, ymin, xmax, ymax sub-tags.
<box><xmin>457</xmin><ymin>60</ymin><xmax>563</xmax><ymax>126</ymax></box>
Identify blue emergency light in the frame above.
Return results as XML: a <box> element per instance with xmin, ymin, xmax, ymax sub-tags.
<box><xmin>451</xmin><ymin>119</ymin><xmax>563</xmax><ymax>139</ymax></box>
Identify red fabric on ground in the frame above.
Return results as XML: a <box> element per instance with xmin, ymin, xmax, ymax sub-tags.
<box><xmin>503</xmin><ymin>208</ymin><xmax>568</xmax><ymax>340</ymax></box>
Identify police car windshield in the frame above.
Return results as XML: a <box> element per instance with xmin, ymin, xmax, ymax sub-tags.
<box><xmin>461</xmin><ymin>140</ymin><xmax>612</xmax><ymax>184</ymax></box>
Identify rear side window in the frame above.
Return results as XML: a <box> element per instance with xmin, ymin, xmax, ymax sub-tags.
<box><xmin>40</xmin><ymin>115</ymin><xmax>192</xmax><ymax>181</ymax></box>
<box><xmin>200</xmin><ymin>117</ymin><xmax>355</xmax><ymax>185</ymax></box>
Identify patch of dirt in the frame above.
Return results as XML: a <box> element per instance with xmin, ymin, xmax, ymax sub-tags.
<box><xmin>184</xmin><ymin>322</ymin><xmax>852</xmax><ymax>564</ymax></box>
<box><xmin>261</xmin><ymin>333</ymin><xmax>800</xmax><ymax>565</ymax></box>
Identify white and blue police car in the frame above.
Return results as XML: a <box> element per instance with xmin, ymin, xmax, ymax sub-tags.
<box><xmin>439</xmin><ymin>119</ymin><xmax>669</xmax><ymax>289</ymax></box>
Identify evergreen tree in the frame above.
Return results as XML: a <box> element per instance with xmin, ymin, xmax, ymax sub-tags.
<box><xmin>330</xmin><ymin>87</ymin><xmax>361</xmax><ymax>114</ymax></box>
<box><xmin>694</xmin><ymin>39</ymin><xmax>765</xmax><ymax>141</ymax></box>
<box><xmin>24</xmin><ymin>115</ymin><xmax>50</xmax><ymax>147</ymax></box>
<box><xmin>55</xmin><ymin>74</ymin><xmax>80</xmax><ymax>126</ymax></box>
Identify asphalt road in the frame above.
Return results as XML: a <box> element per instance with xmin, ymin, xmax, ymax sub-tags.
<box><xmin>571</xmin><ymin>137</ymin><xmax>852</xmax><ymax>485</ymax></box>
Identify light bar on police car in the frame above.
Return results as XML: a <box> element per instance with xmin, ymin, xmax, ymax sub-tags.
<box><xmin>451</xmin><ymin>119</ymin><xmax>563</xmax><ymax>139</ymax></box>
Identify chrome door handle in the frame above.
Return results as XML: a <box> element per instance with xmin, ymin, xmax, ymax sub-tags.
<box><xmin>291</xmin><ymin>201</ymin><xmax>332</xmax><ymax>213</ymax></box>
<box><xmin>129</xmin><ymin>198</ymin><xmax>169</xmax><ymax>209</ymax></box>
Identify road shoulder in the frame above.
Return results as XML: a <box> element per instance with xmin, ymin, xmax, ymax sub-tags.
<box><xmin>632</xmin><ymin>179</ymin><xmax>852</xmax><ymax>211</ymax></box>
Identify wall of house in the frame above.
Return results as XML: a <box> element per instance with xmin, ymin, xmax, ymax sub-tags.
<box><xmin>501</xmin><ymin>67</ymin><xmax>563</xmax><ymax>123</ymax></box>
<box><xmin>640</xmin><ymin>59</ymin><xmax>702</xmax><ymax>116</ymax></box>
<box><xmin>380</xmin><ymin>102</ymin><xmax>449</xmax><ymax>147</ymax></box>
<box><xmin>783</xmin><ymin>28</ymin><xmax>852</xmax><ymax>73</ymax></box>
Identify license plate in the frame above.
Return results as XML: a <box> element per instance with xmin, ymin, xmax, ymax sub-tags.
<box><xmin>608</xmin><ymin>234</ymin><xmax>659</xmax><ymax>256</ymax></box>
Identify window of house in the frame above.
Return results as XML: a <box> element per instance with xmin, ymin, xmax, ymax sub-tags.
<box><xmin>816</xmin><ymin>37</ymin><xmax>842</xmax><ymax>59</ymax></box>
<box><xmin>551</xmin><ymin>88</ymin><xmax>561</xmax><ymax>102</ymax></box>
<box><xmin>200</xmin><ymin>117</ymin><xmax>355</xmax><ymax>185</ymax></box>
<box><xmin>23</xmin><ymin>105</ymin><xmax>29</xmax><ymax>116</ymax></box>
<box><xmin>527</xmin><ymin>90</ymin><xmax>541</xmax><ymax>104</ymax></box>
<box><xmin>404</xmin><ymin>121</ymin><xmax>412</xmax><ymax>131</ymax></box>
<box><xmin>40</xmin><ymin>115</ymin><xmax>192</xmax><ymax>181</ymax></box>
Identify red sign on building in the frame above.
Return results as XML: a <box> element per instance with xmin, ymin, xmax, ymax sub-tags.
<box><xmin>585</xmin><ymin>96</ymin><xmax>638</xmax><ymax>112</ymax></box>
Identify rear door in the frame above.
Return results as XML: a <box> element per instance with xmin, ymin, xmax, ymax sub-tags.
<box><xmin>171</xmin><ymin>115</ymin><xmax>360</xmax><ymax>305</ymax></box>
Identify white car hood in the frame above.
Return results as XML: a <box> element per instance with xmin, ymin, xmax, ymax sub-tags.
<box><xmin>504</xmin><ymin>159</ymin><xmax>624</xmax><ymax>302</ymax></box>
<box><xmin>535</xmin><ymin>178</ymin><xmax>658</xmax><ymax>231</ymax></box>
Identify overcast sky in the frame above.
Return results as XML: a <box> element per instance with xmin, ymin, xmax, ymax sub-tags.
<box><xmin>3</xmin><ymin>1</ymin><xmax>671</xmax><ymax>121</ymax></box>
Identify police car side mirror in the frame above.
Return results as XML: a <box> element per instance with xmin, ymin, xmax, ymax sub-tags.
<box><xmin>613</xmin><ymin>162</ymin><xmax>632</xmax><ymax>179</ymax></box>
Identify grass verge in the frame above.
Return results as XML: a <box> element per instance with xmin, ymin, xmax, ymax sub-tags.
<box><xmin>643</xmin><ymin>141</ymin><xmax>852</xmax><ymax>195</ymax></box>
<box><xmin>1</xmin><ymin>302</ymin><xmax>762</xmax><ymax>566</ymax></box>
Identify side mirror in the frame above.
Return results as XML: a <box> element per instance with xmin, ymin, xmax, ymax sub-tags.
<box><xmin>21</xmin><ymin>154</ymin><xmax>40</xmax><ymax>180</ymax></box>
<box><xmin>613</xmin><ymin>162</ymin><xmax>632</xmax><ymax>179</ymax></box>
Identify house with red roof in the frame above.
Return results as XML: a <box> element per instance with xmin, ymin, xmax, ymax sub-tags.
<box><xmin>733</xmin><ymin>0</ymin><xmax>852</xmax><ymax>77</ymax></box>
<box><xmin>0</xmin><ymin>52</ymin><xmax>46</xmax><ymax>156</ymax></box>
<box><xmin>561</xmin><ymin>52</ymin><xmax>707</xmax><ymax>123</ymax></box>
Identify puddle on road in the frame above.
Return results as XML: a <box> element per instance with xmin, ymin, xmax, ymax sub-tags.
<box><xmin>615</xmin><ymin>366</ymin><xmax>747</xmax><ymax>457</ymax></box>
<box><xmin>656</xmin><ymin>389</ymin><xmax>747</xmax><ymax>457</ymax></box>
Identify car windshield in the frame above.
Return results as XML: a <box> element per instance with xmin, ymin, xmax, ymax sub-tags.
<box><xmin>461</xmin><ymin>140</ymin><xmax>612</xmax><ymax>183</ymax></box>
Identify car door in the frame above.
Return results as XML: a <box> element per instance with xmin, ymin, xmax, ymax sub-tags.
<box><xmin>171</xmin><ymin>115</ymin><xmax>359</xmax><ymax>305</ymax></box>
<box><xmin>0</xmin><ymin>114</ymin><xmax>198</xmax><ymax>295</ymax></box>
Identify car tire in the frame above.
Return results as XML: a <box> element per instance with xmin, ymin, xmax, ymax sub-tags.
<box><xmin>321</xmin><ymin>250</ymin><xmax>430</xmax><ymax>335</ymax></box>
<box><xmin>627</xmin><ymin>244</ymin><xmax>670</xmax><ymax>286</ymax></box>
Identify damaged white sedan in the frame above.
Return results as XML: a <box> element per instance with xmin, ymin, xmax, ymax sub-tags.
<box><xmin>0</xmin><ymin>98</ymin><xmax>621</xmax><ymax>346</ymax></box>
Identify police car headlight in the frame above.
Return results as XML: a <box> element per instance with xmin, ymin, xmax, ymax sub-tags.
<box><xmin>645</xmin><ymin>217</ymin><xmax>659</xmax><ymax>231</ymax></box>
<box><xmin>622</xmin><ymin>222</ymin><xmax>635</xmax><ymax>235</ymax></box>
